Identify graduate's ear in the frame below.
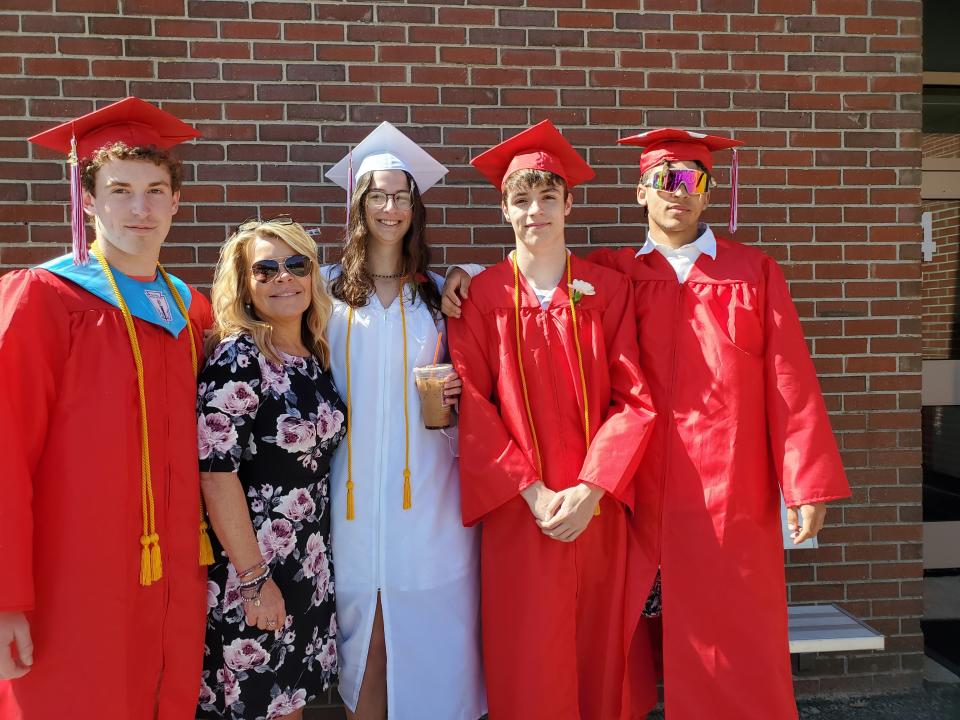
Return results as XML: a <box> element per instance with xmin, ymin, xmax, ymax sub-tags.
<box><xmin>563</xmin><ymin>190</ymin><xmax>573</xmax><ymax>217</ymax></box>
<box><xmin>501</xmin><ymin>199</ymin><xmax>510</xmax><ymax>223</ymax></box>
<box><xmin>81</xmin><ymin>189</ymin><xmax>96</xmax><ymax>218</ymax></box>
<box><xmin>636</xmin><ymin>183</ymin><xmax>647</xmax><ymax>209</ymax></box>
<box><xmin>171</xmin><ymin>189</ymin><xmax>181</xmax><ymax>216</ymax></box>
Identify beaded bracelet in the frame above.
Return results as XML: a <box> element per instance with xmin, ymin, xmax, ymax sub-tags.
<box><xmin>238</xmin><ymin>566</ymin><xmax>271</xmax><ymax>590</ymax></box>
<box><xmin>237</xmin><ymin>560</ymin><xmax>267</xmax><ymax>580</ymax></box>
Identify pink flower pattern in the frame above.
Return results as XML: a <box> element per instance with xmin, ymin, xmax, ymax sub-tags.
<box><xmin>198</xmin><ymin>412</ymin><xmax>238</xmax><ymax>461</ymax></box>
<box><xmin>197</xmin><ymin>334</ymin><xmax>341</xmax><ymax>718</ymax></box>
<box><xmin>275</xmin><ymin>487</ymin><xmax>316</xmax><ymax>522</ymax></box>
<box><xmin>275</xmin><ymin>414</ymin><xmax>316</xmax><ymax>454</ymax></box>
<box><xmin>266</xmin><ymin>689</ymin><xmax>307</xmax><ymax>719</ymax></box>
<box><xmin>208</xmin><ymin>380</ymin><xmax>260</xmax><ymax>416</ymax></box>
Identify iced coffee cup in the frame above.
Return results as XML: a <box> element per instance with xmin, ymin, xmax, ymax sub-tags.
<box><xmin>413</xmin><ymin>363</ymin><xmax>454</xmax><ymax>429</ymax></box>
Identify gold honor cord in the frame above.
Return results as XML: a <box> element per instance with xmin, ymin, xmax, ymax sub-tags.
<box><xmin>344</xmin><ymin>283</ymin><xmax>413</xmax><ymax>520</ymax></box>
<box><xmin>157</xmin><ymin>264</ymin><xmax>215</xmax><ymax>568</ymax></box>
<box><xmin>512</xmin><ymin>253</ymin><xmax>599</xmax><ymax>515</ymax></box>
<box><xmin>91</xmin><ymin>243</ymin><xmax>213</xmax><ymax>586</ymax></box>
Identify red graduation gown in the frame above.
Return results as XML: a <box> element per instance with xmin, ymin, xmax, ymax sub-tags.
<box><xmin>0</xmin><ymin>268</ymin><xmax>211</xmax><ymax>720</ymax></box>
<box><xmin>590</xmin><ymin>238</ymin><xmax>850</xmax><ymax>720</ymax></box>
<box><xmin>449</xmin><ymin>256</ymin><xmax>656</xmax><ymax>720</ymax></box>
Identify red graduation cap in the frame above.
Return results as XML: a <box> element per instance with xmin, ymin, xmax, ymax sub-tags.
<box><xmin>28</xmin><ymin>97</ymin><xmax>200</xmax><ymax>264</ymax></box>
<box><xmin>618</xmin><ymin>128</ymin><xmax>744</xmax><ymax>233</ymax></box>
<box><xmin>471</xmin><ymin>119</ymin><xmax>595</xmax><ymax>191</ymax></box>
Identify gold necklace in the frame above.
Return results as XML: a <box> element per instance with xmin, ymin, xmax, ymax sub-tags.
<box><xmin>91</xmin><ymin>243</ymin><xmax>213</xmax><ymax>585</ymax></box>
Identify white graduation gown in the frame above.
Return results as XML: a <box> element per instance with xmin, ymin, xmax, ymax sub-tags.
<box><xmin>322</xmin><ymin>267</ymin><xmax>486</xmax><ymax>720</ymax></box>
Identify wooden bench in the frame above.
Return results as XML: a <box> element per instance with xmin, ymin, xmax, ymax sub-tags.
<box><xmin>789</xmin><ymin>603</ymin><xmax>885</xmax><ymax>672</ymax></box>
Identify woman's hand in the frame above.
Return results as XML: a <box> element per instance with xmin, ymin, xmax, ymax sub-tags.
<box><xmin>443</xmin><ymin>372</ymin><xmax>462</xmax><ymax>409</ymax></box>
<box><xmin>244</xmin><ymin>577</ymin><xmax>286</xmax><ymax>635</ymax></box>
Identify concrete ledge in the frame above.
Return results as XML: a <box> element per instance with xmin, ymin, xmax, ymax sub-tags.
<box><xmin>789</xmin><ymin>603</ymin><xmax>885</xmax><ymax>654</ymax></box>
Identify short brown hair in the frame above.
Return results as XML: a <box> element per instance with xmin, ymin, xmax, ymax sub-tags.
<box><xmin>80</xmin><ymin>142</ymin><xmax>184</xmax><ymax>195</ymax></box>
<box><xmin>501</xmin><ymin>168</ymin><xmax>569</xmax><ymax>204</ymax></box>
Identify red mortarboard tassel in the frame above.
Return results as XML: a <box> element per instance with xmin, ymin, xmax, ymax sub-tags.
<box><xmin>729</xmin><ymin>147</ymin><xmax>739</xmax><ymax>235</ymax></box>
<box><xmin>69</xmin><ymin>133</ymin><xmax>88</xmax><ymax>265</ymax></box>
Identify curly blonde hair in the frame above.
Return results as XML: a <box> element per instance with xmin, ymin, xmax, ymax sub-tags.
<box><xmin>209</xmin><ymin>220</ymin><xmax>332</xmax><ymax>367</ymax></box>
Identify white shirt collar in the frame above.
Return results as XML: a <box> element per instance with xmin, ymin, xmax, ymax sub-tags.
<box><xmin>636</xmin><ymin>224</ymin><xmax>717</xmax><ymax>259</ymax></box>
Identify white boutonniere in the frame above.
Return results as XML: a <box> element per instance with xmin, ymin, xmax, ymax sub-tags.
<box><xmin>568</xmin><ymin>279</ymin><xmax>596</xmax><ymax>305</ymax></box>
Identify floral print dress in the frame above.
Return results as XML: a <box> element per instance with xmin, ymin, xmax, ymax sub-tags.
<box><xmin>195</xmin><ymin>334</ymin><xmax>346</xmax><ymax>720</ymax></box>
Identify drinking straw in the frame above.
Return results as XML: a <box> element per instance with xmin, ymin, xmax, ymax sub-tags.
<box><xmin>433</xmin><ymin>332</ymin><xmax>443</xmax><ymax>365</ymax></box>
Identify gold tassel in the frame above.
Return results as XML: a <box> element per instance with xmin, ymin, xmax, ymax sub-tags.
<box><xmin>402</xmin><ymin>469</ymin><xmax>412</xmax><ymax>510</ymax></box>
<box><xmin>346</xmin><ymin>480</ymin><xmax>355</xmax><ymax>520</ymax></box>
<box><xmin>199</xmin><ymin>519</ymin><xmax>214</xmax><ymax>566</ymax></box>
<box><xmin>594</xmin><ymin>504</ymin><xmax>601</xmax><ymax>517</ymax></box>
<box><xmin>150</xmin><ymin>533</ymin><xmax>163</xmax><ymax>582</ymax></box>
<box><xmin>140</xmin><ymin>535</ymin><xmax>153</xmax><ymax>587</ymax></box>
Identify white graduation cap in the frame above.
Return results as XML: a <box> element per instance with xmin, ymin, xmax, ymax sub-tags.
<box><xmin>325</xmin><ymin>121</ymin><xmax>448</xmax><ymax>194</ymax></box>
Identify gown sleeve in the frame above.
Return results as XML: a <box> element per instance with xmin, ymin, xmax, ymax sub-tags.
<box><xmin>762</xmin><ymin>258</ymin><xmax>850</xmax><ymax>506</ymax></box>
<box><xmin>197</xmin><ymin>338</ymin><xmax>264</xmax><ymax>474</ymax></box>
<box><xmin>577</xmin><ymin>273</ymin><xmax>657</xmax><ymax>510</ymax></box>
<box><xmin>0</xmin><ymin>271</ymin><xmax>70</xmax><ymax>611</ymax></box>
<box><xmin>448</xmin><ymin>296</ymin><xmax>540</xmax><ymax>527</ymax></box>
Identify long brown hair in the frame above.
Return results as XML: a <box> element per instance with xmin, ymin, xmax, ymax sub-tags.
<box><xmin>209</xmin><ymin>220</ymin><xmax>333</xmax><ymax>367</ymax></box>
<box><xmin>330</xmin><ymin>170</ymin><xmax>442</xmax><ymax>316</ymax></box>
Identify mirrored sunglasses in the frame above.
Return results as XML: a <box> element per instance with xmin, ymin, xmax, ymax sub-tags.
<box><xmin>644</xmin><ymin>168</ymin><xmax>713</xmax><ymax>195</ymax></box>
<box><xmin>366</xmin><ymin>191</ymin><xmax>412</xmax><ymax>211</ymax></box>
<box><xmin>251</xmin><ymin>254</ymin><xmax>313</xmax><ymax>283</ymax></box>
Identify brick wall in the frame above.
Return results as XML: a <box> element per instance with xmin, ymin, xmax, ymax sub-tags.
<box><xmin>0</xmin><ymin>0</ymin><xmax>925</xmax><ymax>700</ymax></box>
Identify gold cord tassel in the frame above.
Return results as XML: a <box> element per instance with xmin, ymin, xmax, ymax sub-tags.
<box><xmin>150</xmin><ymin>534</ymin><xmax>163</xmax><ymax>580</ymax></box>
<box><xmin>140</xmin><ymin>535</ymin><xmax>153</xmax><ymax>586</ymax></box>
<box><xmin>346</xmin><ymin>479</ymin><xmax>355</xmax><ymax>520</ymax></box>
<box><xmin>199</xmin><ymin>519</ymin><xmax>214</xmax><ymax>566</ymax></box>
<box><xmin>403</xmin><ymin>469</ymin><xmax>412</xmax><ymax>509</ymax></box>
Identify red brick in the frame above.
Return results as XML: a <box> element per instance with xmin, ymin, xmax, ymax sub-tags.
<box><xmin>221</xmin><ymin>20</ymin><xmax>281</xmax><ymax>39</ymax></box>
<box><xmin>379</xmin><ymin>45</ymin><xmax>435</xmax><ymax>64</ymax></box>
<box><xmin>187</xmin><ymin>0</ymin><xmax>249</xmax><ymax>18</ymax></box>
<box><xmin>124</xmin><ymin>0</ymin><xmax>184</xmax><ymax>14</ymax></box>
<box><xmin>501</xmin><ymin>49</ymin><xmax>558</xmax><ymax>67</ymax></box>
<box><xmin>251</xmin><ymin>1</ymin><xmax>310</xmax><ymax>20</ymax></box>
<box><xmin>558</xmin><ymin>11</ymin><xmax>614</xmax><ymax>28</ymax></box>
<box><xmin>440</xmin><ymin>46</ymin><xmax>497</xmax><ymax>65</ymax></box>
<box><xmin>438</xmin><ymin>7</ymin><xmax>494</xmax><ymax>25</ymax></box>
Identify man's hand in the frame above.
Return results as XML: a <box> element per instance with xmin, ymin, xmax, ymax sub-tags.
<box><xmin>520</xmin><ymin>481</ymin><xmax>558</xmax><ymax>524</ymax></box>
<box><xmin>787</xmin><ymin>502</ymin><xmax>827</xmax><ymax>544</ymax></box>
<box><xmin>0</xmin><ymin>611</ymin><xmax>33</xmax><ymax>679</ymax></box>
<box><xmin>441</xmin><ymin>268</ymin><xmax>472</xmax><ymax>319</ymax></box>
<box><xmin>538</xmin><ymin>483</ymin><xmax>604</xmax><ymax>543</ymax></box>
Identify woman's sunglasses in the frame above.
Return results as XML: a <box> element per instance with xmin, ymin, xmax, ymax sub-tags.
<box><xmin>251</xmin><ymin>254</ymin><xmax>313</xmax><ymax>283</ymax></box>
<box><xmin>643</xmin><ymin>168</ymin><xmax>714</xmax><ymax>195</ymax></box>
